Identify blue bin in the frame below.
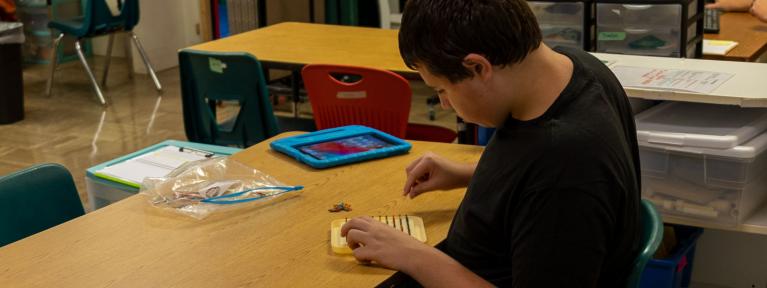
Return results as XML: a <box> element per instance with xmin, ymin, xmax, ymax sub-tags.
<box><xmin>477</xmin><ymin>126</ymin><xmax>496</xmax><ymax>146</ymax></box>
<box><xmin>640</xmin><ymin>225</ymin><xmax>703</xmax><ymax>288</ymax></box>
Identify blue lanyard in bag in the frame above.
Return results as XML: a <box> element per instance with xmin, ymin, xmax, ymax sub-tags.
<box><xmin>201</xmin><ymin>185</ymin><xmax>304</xmax><ymax>204</ymax></box>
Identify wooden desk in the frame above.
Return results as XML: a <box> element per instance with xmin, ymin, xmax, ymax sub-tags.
<box><xmin>187</xmin><ymin>22</ymin><xmax>415</xmax><ymax>118</ymax></box>
<box><xmin>0</xmin><ymin>132</ymin><xmax>483</xmax><ymax>287</ymax></box>
<box><xmin>187</xmin><ymin>22</ymin><xmax>414</xmax><ymax>75</ymax></box>
<box><xmin>704</xmin><ymin>12</ymin><xmax>767</xmax><ymax>62</ymax></box>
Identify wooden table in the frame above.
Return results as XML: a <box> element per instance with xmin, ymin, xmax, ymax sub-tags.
<box><xmin>187</xmin><ymin>22</ymin><xmax>416</xmax><ymax>119</ymax></box>
<box><xmin>0</xmin><ymin>132</ymin><xmax>483</xmax><ymax>287</ymax></box>
<box><xmin>704</xmin><ymin>12</ymin><xmax>767</xmax><ymax>62</ymax></box>
<box><xmin>187</xmin><ymin>22</ymin><xmax>413</xmax><ymax>74</ymax></box>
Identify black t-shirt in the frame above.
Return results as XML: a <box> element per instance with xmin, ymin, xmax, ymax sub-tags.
<box><xmin>440</xmin><ymin>47</ymin><xmax>641</xmax><ymax>287</ymax></box>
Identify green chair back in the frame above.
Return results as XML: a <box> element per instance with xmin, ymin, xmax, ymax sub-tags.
<box><xmin>325</xmin><ymin>0</ymin><xmax>359</xmax><ymax>25</ymax></box>
<box><xmin>0</xmin><ymin>163</ymin><xmax>85</xmax><ymax>247</ymax></box>
<box><xmin>178</xmin><ymin>49</ymin><xmax>279</xmax><ymax>147</ymax></box>
<box><xmin>324</xmin><ymin>0</ymin><xmax>381</xmax><ymax>27</ymax></box>
<box><xmin>48</xmin><ymin>0</ymin><xmax>140</xmax><ymax>38</ymax></box>
<box><xmin>626</xmin><ymin>199</ymin><xmax>664</xmax><ymax>288</ymax></box>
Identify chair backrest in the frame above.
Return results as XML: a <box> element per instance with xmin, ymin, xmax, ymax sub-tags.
<box><xmin>77</xmin><ymin>0</ymin><xmax>138</xmax><ymax>35</ymax></box>
<box><xmin>626</xmin><ymin>199</ymin><xmax>664</xmax><ymax>288</ymax></box>
<box><xmin>325</xmin><ymin>0</ymin><xmax>360</xmax><ymax>26</ymax></box>
<box><xmin>0</xmin><ymin>163</ymin><xmax>85</xmax><ymax>247</ymax></box>
<box><xmin>119</xmin><ymin>0</ymin><xmax>140</xmax><ymax>31</ymax></box>
<box><xmin>302</xmin><ymin>64</ymin><xmax>412</xmax><ymax>138</ymax></box>
<box><xmin>179</xmin><ymin>49</ymin><xmax>279</xmax><ymax>147</ymax></box>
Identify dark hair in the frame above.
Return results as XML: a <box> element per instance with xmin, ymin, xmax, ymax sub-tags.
<box><xmin>399</xmin><ymin>0</ymin><xmax>542</xmax><ymax>83</ymax></box>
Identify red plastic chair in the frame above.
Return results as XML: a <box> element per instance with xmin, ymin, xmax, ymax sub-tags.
<box><xmin>301</xmin><ymin>64</ymin><xmax>457</xmax><ymax>143</ymax></box>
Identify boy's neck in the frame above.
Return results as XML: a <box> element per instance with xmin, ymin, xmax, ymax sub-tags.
<box><xmin>498</xmin><ymin>44</ymin><xmax>574</xmax><ymax>123</ymax></box>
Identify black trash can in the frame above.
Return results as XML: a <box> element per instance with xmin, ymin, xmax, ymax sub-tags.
<box><xmin>0</xmin><ymin>22</ymin><xmax>24</xmax><ymax>124</ymax></box>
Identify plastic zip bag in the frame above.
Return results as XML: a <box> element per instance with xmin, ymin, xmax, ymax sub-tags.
<box><xmin>140</xmin><ymin>157</ymin><xmax>302</xmax><ymax>219</ymax></box>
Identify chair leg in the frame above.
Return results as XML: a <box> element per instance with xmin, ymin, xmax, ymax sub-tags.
<box><xmin>128</xmin><ymin>32</ymin><xmax>163</xmax><ymax>92</ymax></box>
<box><xmin>100</xmin><ymin>33</ymin><xmax>115</xmax><ymax>89</ymax></box>
<box><xmin>45</xmin><ymin>33</ymin><xmax>65</xmax><ymax>97</ymax></box>
<box><xmin>124</xmin><ymin>32</ymin><xmax>134</xmax><ymax>80</ymax></box>
<box><xmin>75</xmin><ymin>40</ymin><xmax>107</xmax><ymax>106</ymax></box>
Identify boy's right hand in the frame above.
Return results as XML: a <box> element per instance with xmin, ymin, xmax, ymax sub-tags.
<box><xmin>403</xmin><ymin>152</ymin><xmax>476</xmax><ymax>198</ymax></box>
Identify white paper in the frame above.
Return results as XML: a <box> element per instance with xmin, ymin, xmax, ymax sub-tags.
<box><xmin>611</xmin><ymin>65</ymin><xmax>734</xmax><ymax>94</ymax></box>
<box><xmin>96</xmin><ymin>146</ymin><xmax>210</xmax><ymax>185</ymax></box>
<box><xmin>703</xmin><ymin>40</ymin><xmax>739</xmax><ymax>56</ymax></box>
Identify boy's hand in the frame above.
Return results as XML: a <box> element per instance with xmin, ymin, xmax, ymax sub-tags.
<box><xmin>341</xmin><ymin>216</ymin><xmax>431</xmax><ymax>271</ymax></box>
<box><xmin>706</xmin><ymin>0</ymin><xmax>753</xmax><ymax>11</ymax></box>
<box><xmin>403</xmin><ymin>152</ymin><xmax>476</xmax><ymax>199</ymax></box>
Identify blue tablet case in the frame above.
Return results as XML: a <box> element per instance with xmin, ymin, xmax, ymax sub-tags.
<box><xmin>270</xmin><ymin>125</ymin><xmax>412</xmax><ymax>168</ymax></box>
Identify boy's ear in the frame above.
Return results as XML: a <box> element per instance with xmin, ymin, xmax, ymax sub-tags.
<box><xmin>462</xmin><ymin>54</ymin><xmax>492</xmax><ymax>80</ymax></box>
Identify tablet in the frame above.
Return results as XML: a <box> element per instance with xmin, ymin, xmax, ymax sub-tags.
<box><xmin>270</xmin><ymin>125</ymin><xmax>412</xmax><ymax>168</ymax></box>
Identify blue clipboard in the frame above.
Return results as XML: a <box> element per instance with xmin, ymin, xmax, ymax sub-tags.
<box><xmin>270</xmin><ymin>125</ymin><xmax>412</xmax><ymax>169</ymax></box>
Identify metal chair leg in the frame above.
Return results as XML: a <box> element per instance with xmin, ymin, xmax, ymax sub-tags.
<box><xmin>124</xmin><ymin>32</ymin><xmax>134</xmax><ymax>80</ymax></box>
<box><xmin>100</xmin><ymin>33</ymin><xmax>115</xmax><ymax>89</ymax></box>
<box><xmin>75</xmin><ymin>40</ymin><xmax>107</xmax><ymax>106</ymax></box>
<box><xmin>45</xmin><ymin>33</ymin><xmax>65</xmax><ymax>97</ymax></box>
<box><xmin>129</xmin><ymin>32</ymin><xmax>163</xmax><ymax>92</ymax></box>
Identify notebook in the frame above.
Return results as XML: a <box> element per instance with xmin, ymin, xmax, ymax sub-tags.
<box><xmin>703</xmin><ymin>40</ymin><xmax>738</xmax><ymax>56</ymax></box>
<box><xmin>93</xmin><ymin>145</ymin><xmax>214</xmax><ymax>188</ymax></box>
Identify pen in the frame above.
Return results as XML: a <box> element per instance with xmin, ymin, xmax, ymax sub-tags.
<box><xmin>179</xmin><ymin>147</ymin><xmax>215</xmax><ymax>158</ymax></box>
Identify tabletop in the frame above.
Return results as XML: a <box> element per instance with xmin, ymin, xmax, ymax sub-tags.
<box><xmin>704</xmin><ymin>12</ymin><xmax>767</xmax><ymax>62</ymax></box>
<box><xmin>0</xmin><ymin>132</ymin><xmax>484</xmax><ymax>287</ymax></box>
<box><xmin>187</xmin><ymin>22</ymin><xmax>416</xmax><ymax>75</ymax></box>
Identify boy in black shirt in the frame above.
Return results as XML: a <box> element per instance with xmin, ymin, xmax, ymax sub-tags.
<box><xmin>340</xmin><ymin>0</ymin><xmax>641</xmax><ymax>287</ymax></box>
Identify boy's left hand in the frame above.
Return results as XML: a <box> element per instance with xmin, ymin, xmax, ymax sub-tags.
<box><xmin>341</xmin><ymin>216</ymin><xmax>431</xmax><ymax>272</ymax></box>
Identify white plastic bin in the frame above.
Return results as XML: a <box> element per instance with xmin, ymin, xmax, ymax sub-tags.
<box><xmin>85</xmin><ymin>177</ymin><xmax>137</xmax><ymax>211</ymax></box>
<box><xmin>640</xmin><ymin>130</ymin><xmax>767</xmax><ymax>226</ymax></box>
<box><xmin>636</xmin><ymin>102</ymin><xmax>767</xmax><ymax>149</ymax></box>
<box><xmin>596</xmin><ymin>0</ymin><xmax>700</xmax><ymax>57</ymax></box>
<box><xmin>529</xmin><ymin>2</ymin><xmax>588</xmax><ymax>49</ymax></box>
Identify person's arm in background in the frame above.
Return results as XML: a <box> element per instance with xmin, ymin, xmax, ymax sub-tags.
<box><xmin>706</xmin><ymin>0</ymin><xmax>754</xmax><ymax>11</ymax></box>
<box><xmin>752</xmin><ymin>0</ymin><xmax>767</xmax><ymax>22</ymax></box>
<box><xmin>706</xmin><ymin>0</ymin><xmax>767</xmax><ymax>23</ymax></box>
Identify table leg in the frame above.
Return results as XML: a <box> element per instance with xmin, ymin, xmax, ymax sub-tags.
<box><xmin>258</xmin><ymin>0</ymin><xmax>267</xmax><ymax>27</ymax></box>
<box><xmin>292</xmin><ymin>70</ymin><xmax>301</xmax><ymax>118</ymax></box>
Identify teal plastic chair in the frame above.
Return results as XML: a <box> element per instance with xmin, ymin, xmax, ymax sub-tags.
<box><xmin>325</xmin><ymin>0</ymin><xmax>360</xmax><ymax>25</ymax></box>
<box><xmin>179</xmin><ymin>50</ymin><xmax>315</xmax><ymax>147</ymax></box>
<box><xmin>0</xmin><ymin>164</ymin><xmax>85</xmax><ymax>247</ymax></box>
<box><xmin>46</xmin><ymin>0</ymin><xmax>162</xmax><ymax>106</ymax></box>
<box><xmin>627</xmin><ymin>199</ymin><xmax>664</xmax><ymax>288</ymax></box>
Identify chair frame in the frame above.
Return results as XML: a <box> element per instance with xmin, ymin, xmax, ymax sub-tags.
<box><xmin>45</xmin><ymin>0</ymin><xmax>162</xmax><ymax>106</ymax></box>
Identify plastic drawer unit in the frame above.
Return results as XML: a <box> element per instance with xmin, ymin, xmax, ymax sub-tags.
<box><xmin>636</xmin><ymin>102</ymin><xmax>767</xmax><ymax>225</ymax></box>
<box><xmin>596</xmin><ymin>0</ymin><xmax>703</xmax><ymax>57</ymax></box>
<box><xmin>528</xmin><ymin>0</ymin><xmax>596</xmax><ymax>50</ymax></box>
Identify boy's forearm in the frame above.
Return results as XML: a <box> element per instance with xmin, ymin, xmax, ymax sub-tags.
<box><xmin>458</xmin><ymin>163</ymin><xmax>477</xmax><ymax>188</ymax></box>
<box><xmin>402</xmin><ymin>246</ymin><xmax>494</xmax><ymax>288</ymax></box>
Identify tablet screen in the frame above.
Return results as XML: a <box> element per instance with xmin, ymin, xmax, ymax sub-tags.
<box><xmin>297</xmin><ymin>134</ymin><xmax>394</xmax><ymax>160</ymax></box>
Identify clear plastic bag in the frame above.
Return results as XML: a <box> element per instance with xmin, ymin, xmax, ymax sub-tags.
<box><xmin>140</xmin><ymin>157</ymin><xmax>302</xmax><ymax>219</ymax></box>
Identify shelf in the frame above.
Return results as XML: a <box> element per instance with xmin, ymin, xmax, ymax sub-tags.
<box><xmin>663</xmin><ymin>202</ymin><xmax>767</xmax><ymax>235</ymax></box>
<box><xmin>593</xmin><ymin>52</ymin><xmax>767</xmax><ymax>107</ymax></box>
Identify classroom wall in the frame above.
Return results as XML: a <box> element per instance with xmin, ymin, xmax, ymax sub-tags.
<box><xmin>692</xmin><ymin>229</ymin><xmax>767</xmax><ymax>288</ymax></box>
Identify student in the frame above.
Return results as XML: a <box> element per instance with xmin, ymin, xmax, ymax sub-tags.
<box><xmin>341</xmin><ymin>0</ymin><xmax>641</xmax><ymax>287</ymax></box>
<box><xmin>707</xmin><ymin>0</ymin><xmax>767</xmax><ymax>22</ymax></box>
